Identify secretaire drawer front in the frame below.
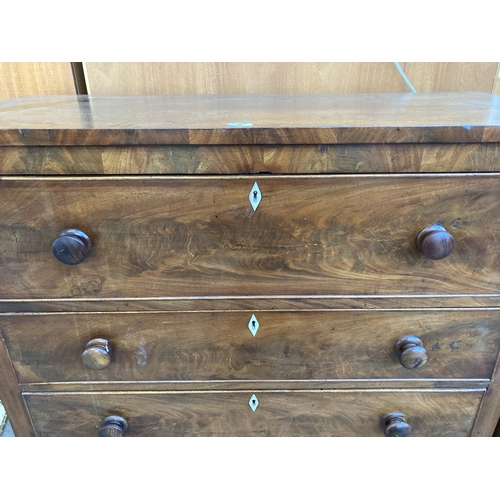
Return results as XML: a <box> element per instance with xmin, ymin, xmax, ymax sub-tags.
<box><xmin>3</xmin><ymin>144</ymin><xmax>500</xmax><ymax>175</ymax></box>
<box><xmin>1</xmin><ymin>175</ymin><xmax>500</xmax><ymax>299</ymax></box>
<box><xmin>3</xmin><ymin>310</ymin><xmax>499</xmax><ymax>383</ymax></box>
<box><xmin>25</xmin><ymin>390</ymin><xmax>484</xmax><ymax>437</ymax></box>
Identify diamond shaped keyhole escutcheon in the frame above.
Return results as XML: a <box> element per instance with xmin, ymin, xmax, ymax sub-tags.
<box><xmin>249</xmin><ymin>394</ymin><xmax>259</xmax><ymax>412</ymax></box>
<box><xmin>249</xmin><ymin>182</ymin><xmax>262</xmax><ymax>211</ymax></box>
<box><xmin>248</xmin><ymin>314</ymin><xmax>259</xmax><ymax>337</ymax></box>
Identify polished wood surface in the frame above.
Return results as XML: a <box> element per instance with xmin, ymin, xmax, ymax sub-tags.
<box><xmin>1</xmin><ymin>92</ymin><xmax>500</xmax><ymax>437</ymax></box>
<box><xmin>471</xmin><ymin>339</ymin><xmax>500</xmax><ymax>436</ymax></box>
<box><xmin>1</xmin><ymin>175</ymin><xmax>500</xmax><ymax>299</ymax></box>
<box><xmin>1</xmin><ymin>93</ymin><xmax>500</xmax><ymax>146</ymax></box>
<box><xmin>2</xmin><ymin>310</ymin><xmax>499</xmax><ymax>384</ymax></box>
<box><xmin>0</xmin><ymin>326</ymin><xmax>36</xmax><ymax>436</ymax></box>
<box><xmin>3</xmin><ymin>143</ymin><xmax>500</xmax><ymax>175</ymax></box>
<box><xmin>25</xmin><ymin>389</ymin><xmax>483</xmax><ymax>437</ymax></box>
<box><xmin>2</xmin><ymin>296</ymin><xmax>500</xmax><ymax>313</ymax></box>
<box><xmin>21</xmin><ymin>378</ymin><xmax>490</xmax><ymax>393</ymax></box>
<box><xmin>82</xmin><ymin>63</ymin><xmax>499</xmax><ymax>95</ymax></box>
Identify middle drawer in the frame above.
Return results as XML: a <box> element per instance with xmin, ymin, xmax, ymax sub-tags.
<box><xmin>2</xmin><ymin>309</ymin><xmax>499</xmax><ymax>384</ymax></box>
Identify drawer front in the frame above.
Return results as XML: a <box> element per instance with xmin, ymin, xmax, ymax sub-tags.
<box><xmin>3</xmin><ymin>144</ymin><xmax>500</xmax><ymax>175</ymax></box>
<box><xmin>3</xmin><ymin>310</ymin><xmax>499</xmax><ymax>383</ymax></box>
<box><xmin>25</xmin><ymin>390</ymin><xmax>484</xmax><ymax>437</ymax></box>
<box><xmin>1</xmin><ymin>175</ymin><xmax>499</xmax><ymax>299</ymax></box>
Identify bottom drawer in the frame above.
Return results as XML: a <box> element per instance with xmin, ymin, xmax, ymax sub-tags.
<box><xmin>25</xmin><ymin>389</ymin><xmax>484</xmax><ymax>437</ymax></box>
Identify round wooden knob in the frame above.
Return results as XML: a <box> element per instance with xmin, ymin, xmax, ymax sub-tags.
<box><xmin>381</xmin><ymin>412</ymin><xmax>411</xmax><ymax>437</ymax></box>
<box><xmin>416</xmin><ymin>224</ymin><xmax>454</xmax><ymax>260</ymax></box>
<box><xmin>52</xmin><ymin>229</ymin><xmax>92</xmax><ymax>265</ymax></box>
<box><xmin>99</xmin><ymin>416</ymin><xmax>128</xmax><ymax>437</ymax></box>
<box><xmin>395</xmin><ymin>335</ymin><xmax>428</xmax><ymax>370</ymax></box>
<box><xmin>81</xmin><ymin>338</ymin><xmax>112</xmax><ymax>370</ymax></box>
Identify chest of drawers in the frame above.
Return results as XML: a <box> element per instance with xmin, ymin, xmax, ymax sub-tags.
<box><xmin>1</xmin><ymin>92</ymin><xmax>500</xmax><ymax>437</ymax></box>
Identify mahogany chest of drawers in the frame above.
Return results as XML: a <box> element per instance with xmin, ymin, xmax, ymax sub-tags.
<box><xmin>1</xmin><ymin>93</ymin><xmax>500</xmax><ymax>437</ymax></box>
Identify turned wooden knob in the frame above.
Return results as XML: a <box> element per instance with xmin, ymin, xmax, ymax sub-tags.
<box><xmin>52</xmin><ymin>229</ymin><xmax>92</xmax><ymax>265</ymax></box>
<box><xmin>381</xmin><ymin>412</ymin><xmax>412</xmax><ymax>437</ymax></box>
<box><xmin>395</xmin><ymin>335</ymin><xmax>428</xmax><ymax>370</ymax></box>
<box><xmin>416</xmin><ymin>224</ymin><xmax>454</xmax><ymax>260</ymax></box>
<box><xmin>99</xmin><ymin>416</ymin><xmax>128</xmax><ymax>437</ymax></box>
<box><xmin>81</xmin><ymin>338</ymin><xmax>112</xmax><ymax>370</ymax></box>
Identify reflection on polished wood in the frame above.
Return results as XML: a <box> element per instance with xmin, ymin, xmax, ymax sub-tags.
<box><xmin>25</xmin><ymin>390</ymin><xmax>483</xmax><ymax>437</ymax></box>
<box><xmin>2</xmin><ymin>310</ymin><xmax>499</xmax><ymax>384</ymax></box>
<box><xmin>1</xmin><ymin>175</ymin><xmax>500</xmax><ymax>298</ymax></box>
<box><xmin>1</xmin><ymin>93</ymin><xmax>500</xmax><ymax>145</ymax></box>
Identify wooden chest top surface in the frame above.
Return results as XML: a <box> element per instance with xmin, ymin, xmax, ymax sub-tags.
<box><xmin>1</xmin><ymin>93</ymin><xmax>500</xmax><ymax>145</ymax></box>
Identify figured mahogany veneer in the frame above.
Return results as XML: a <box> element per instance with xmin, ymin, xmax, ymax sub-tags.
<box><xmin>24</xmin><ymin>390</ymin><xmax>483</xmax><ymax>437</ymax></box>
<box><xmin>1</xmin><ymin>93</ymin><xmax>500</xmax><ymax>437</ymax></box>
<box><xmin>2</xmin><ymin>310</ymin><xmax>499</xmax><ymax>385</ymax></box>
<box><xmin>1</xmin><ymin>175</ymin><xmax>500</xmax><ymax>298</ymax></box>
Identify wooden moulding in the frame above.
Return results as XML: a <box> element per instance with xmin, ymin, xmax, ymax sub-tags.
<box><xmin>1</xmin><ymin>93</ymin><xmax>500</xmax><ymax>146</ymax></box>
<box><xmin>18</xmin><ymin>379</ymin><xmax>491</xmax><ymax>393</ymax></box>
<box><xmin>2</xmin><ymin>143</ymin><xmax>500</xmax><ymax>175</ymax></box>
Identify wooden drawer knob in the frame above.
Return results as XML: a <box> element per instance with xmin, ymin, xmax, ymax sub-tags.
<box><xmin>99</xmin><ymin>416</ymin><xmax>128</xmax><ymax>437</ymax></box>
<box><xmin>52</xmin><ymin>229</ymin><xmax>92</xmax><ymax>265</ymax></box>
<box><xmin>81</xmin><ymin>338</ymin><xmax>112</xmax><ymax>370</ymax></box>
<box><xmin>395</xmin><ymin>335</ymin><xmax>428</xmax><ymax>370</ymax></box>
<box><xmin>416</xmin><ymin>224</ymin><xmax>454</xmax><ymax>260</ymax></box>
<box><xmin>381</xmin><ymin>412</ymin><xmax>411</xmax><ymax>437</ymax></box>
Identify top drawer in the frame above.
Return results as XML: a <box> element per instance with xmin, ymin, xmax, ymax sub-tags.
<box><xmin>0</xmin><ymin>174</ymin><xmax>499</xmax><ymax>299</ymax></box>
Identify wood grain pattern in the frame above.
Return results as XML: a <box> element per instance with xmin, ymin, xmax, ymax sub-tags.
<box><xmin>0</xmin><ymin>63</ymin><xmax>76</xmax><ymax>101</ymax></box>
<box><xmin>82</xmin><ymin>63</ymin><xmax>498</xmax><ymax>95</ymax></box>
<box><xmin>0</xmin><ymin>326</ymin><xmax>36</xmax><ymax>436</ymax></box>
<box><xmin>2</xmin><ymin>297</ymin><xmax>500</xmax><ymax>313</ymax></box>
<box><xmin>3</xmin><ymin>143</ymin><xmax>500</xmax><ymax>175</ymax></box>
<box><xmin>2</xmin><ymin>175</ymin><xmax>500</xmax><ymax>299</ymax></box>
<box><xmin>403</xmin><ymin>63</ymin><xmax>499</xmax><ymax>93</ymax></box>
<box><xmin>24</xmin><ymin>389</ymin><xmax>484</xmax><ymax>437</ymax></box>
<box><xmin>1</xmin><ymin>89</ymin><xmax>499</xmax><ymax>438</ymax></box>
<box><xmin>2</xmin><ymin>93</ymin><xmax>500</xmax><ymax>146</ymax></box>
<box><xmin>471</xmin><ymin>336</ymin><xmax>500</xmax><ymax>436</ymax></box>
<box><xmin>3</xmin><ymin>310</ymin><xmax>499</xmax><ymax>384</ymax></box>
<box><xmin>83</xmin><ymin>63</ymin><xmax>410</xmax><ymax>95</ymax></box>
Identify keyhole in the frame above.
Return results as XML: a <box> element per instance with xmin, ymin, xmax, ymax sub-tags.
<box><xmin>252</xmin><ymin>320</ymin><xmax>256</xmax><ymax>328</ymax></box>
<box><xmin>252</xmin><ymin>399</ymin><xmax>256</xmax><ymax>404</ymax></box>
<box><xmin>253</xmin><ymin>190</ymin><xmax>258</xmax><ymax>199</ymax></box>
